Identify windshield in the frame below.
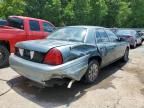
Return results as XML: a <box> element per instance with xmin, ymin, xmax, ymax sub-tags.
<box><xmin>116</xmin><ymin>30</ymin><xmax>135</xmax><ymax>36</ymax></box>
<box><xmin>47</xmin><ymin>27</ymin><xmax>87</xmax><ymax>42</ymax></box>
<box><xmin>7</xmin><ymin>17</ymin><xmax>24</xmax><ymax>29</ymax></box>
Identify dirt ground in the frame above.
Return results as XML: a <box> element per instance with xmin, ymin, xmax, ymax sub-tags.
<box><xmin>0</xmin><ymin>45</ymin><xmax>144</xmax><ymax>108</ymax></box>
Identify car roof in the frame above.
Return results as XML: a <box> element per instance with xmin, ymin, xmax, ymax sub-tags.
<box><xmin>117</xmin><ymin>29</ymin><xmax>136</xmax><ymax>32</ymax></box>
<box><xmin>8</xmin><ymin>16</ymin><xmax>55</xmax><ymax>25</ymax></box>
<box><xmin>68</xmin><ymin>25</ymin><xmax>105</xmax><ymax>29</ymax></box>
<box><xmin>9</xmin><ymin>16</ymin><xmax>47</xmax><ymax>21</ymax></box>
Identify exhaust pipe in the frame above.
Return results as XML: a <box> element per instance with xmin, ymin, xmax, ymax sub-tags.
<box><xmin>67</xmin><ymin>80</ymin><xmax>75</xmax><ymax>88</ymax></box>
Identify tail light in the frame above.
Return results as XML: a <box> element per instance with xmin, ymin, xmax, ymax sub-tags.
<box><xmin>44</xmin><ymin>48</ymin><xmax>63</xmax><ymax>65</ymax></box>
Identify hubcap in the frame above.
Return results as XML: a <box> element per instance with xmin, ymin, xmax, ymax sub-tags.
<box><xmin>88</xmin><ymin>64</ymin><xmax>98</xmax><ymax>82</ymax></box>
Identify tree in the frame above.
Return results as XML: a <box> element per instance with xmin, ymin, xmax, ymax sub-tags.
<box><xmin>72</xmin><ymin>0</ymin><xmax>91</xmax><ymax>25</ymax></box>
<box><xmin>127</xmin><ymin>0</ymin><xmax>144</xmax><ymax>27</ymax></box>
<box><xmin>89</xmin><ymin>0</ymin><xmax>108</xmax><ymax>25</ymax></box>
<box><xmin>25</xmin><ymin>0</ymin><xmax>62</xmax><ymax>26</ymax></box>
<box><xmin>0</xmin><ymin>0</ymin><xmax>25</xmax><ymax>18</ymax></box>
<box><xmin>116</xmin><ymin>1</ymin><xmax>131</xmax><ymax>27</ymax></box>
<box><xmin>0</xmin><ymin>0</ymin><xmax>144</xmax><ymax>27</ymax></box>
<box><xmin>62</xmin><ymin>0</ymin><xmax>75</xmax><ymax>25</ymax></box>
<box><xmin>103</xmin><ymin>0</ymin><xmax>121</xmax><ymax>27</ymax></box>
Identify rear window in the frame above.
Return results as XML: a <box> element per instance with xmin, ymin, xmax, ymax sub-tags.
<box><xmin>47</xmin><ymin>27</ymin><xmax>87</xmax><ymax>42</ymax></box>
<box><xmin>7</xmin><ymin>17</ymin><xmax>24</xmax><ymax>29</ymax></box>
<box><xmin>29</xmin><ymin>20</ymin><xmax>40</xmax><ymax>31</ymax></box>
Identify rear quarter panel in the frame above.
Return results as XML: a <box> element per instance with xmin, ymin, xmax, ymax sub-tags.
<box><xmin>57</xmin><ymin>44</ymin><xmax>101</xmax><ymax>64</ymax></box>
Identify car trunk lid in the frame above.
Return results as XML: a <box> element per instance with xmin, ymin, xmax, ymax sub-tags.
<box><xmin>16</xmin><ymin>39</ymin><xmax>80</xmax><ymax>53</ymax></box>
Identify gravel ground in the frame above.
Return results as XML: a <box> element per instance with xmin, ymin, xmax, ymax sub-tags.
<box><xmin>0</xmin><ymin>45</ymin><xmax>144</xmax><ymax>108</ymax></box>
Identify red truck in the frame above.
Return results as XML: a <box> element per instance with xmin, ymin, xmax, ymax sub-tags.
<box><xmin>0</xmin><ymin>16</ymin><xmax>55</xmax><ymax>67</ymax></box>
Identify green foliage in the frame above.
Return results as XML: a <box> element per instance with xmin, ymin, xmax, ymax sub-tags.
<box><xmin>0</xmin><ymin>0</ymin><xmax>26</xmax><ymax>18</ymax></box>
<box><xmin>116</xmin><ymin>1</ymin><xmax>131</xmax><ymax>27</ymax></box>
<box><xmin>0</xmin><ymin>0</ymin><xmax>144</xmax><ymax>27</ymax></box>
<box><xmin>89</xmin><ymin>0</ymin><xmax>108</xmax><ymax>25</ymax></box>
<box><xmin>127</xmin><ymin>0</ymin><xmax>144</xmax><ymax>27</ymax></box>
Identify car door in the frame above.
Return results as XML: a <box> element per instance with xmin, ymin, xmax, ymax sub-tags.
<box><xmin>95</xmin><ymin>29</ymin><xmax>115</xmax><ymax>66</ymax></box>
<box><xmin>105</xmin><ymin>29</ymin><xmax>125</xmax><ymax>59</ymax></box>
<box><xmin>28</xmin><ymin>20</ymin><xmax>44</xmax><ymax>40</ymax></box>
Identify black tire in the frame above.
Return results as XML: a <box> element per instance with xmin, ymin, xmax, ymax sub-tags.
<box><xmin>0</xmin><ymin>45</ymin><xmax>9</xmax><ymax>68</ymax></box>
<box><xmin>83</xmin><ymin>60</ymin><xmax>100</xmax><ymax>84</ymax></box>
<box><xmin>139</xmin><ymin>40</ymin><xmax>142</xmax><ymax>46</ymax></box>
<box><xmin>122</xmin><ymin>48</ymin><xmax>129</xmax><ymax>62</ymax></box>
<box><xmin>131</xmin><ymin>41</ymin><xmax>136</xmax><ymax>49</ymax></box>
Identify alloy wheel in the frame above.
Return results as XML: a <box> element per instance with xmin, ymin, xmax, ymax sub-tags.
<box><xmin>88</xmin><ymin>63</ymin><xmax>99</xmax><ymax>82</ymax></box>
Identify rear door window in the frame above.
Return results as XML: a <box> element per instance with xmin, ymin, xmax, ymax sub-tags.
<box><xmin>95</xmin><ymin>30</ymin><xmax>102</xmax><ymax>43</ymax></box>
<box><xmin>7</xmin><ymin>17</ymin><xmax>24</xmax><ymax>29</ymax></box>
<box><xmin>29</xmin><ymin>20</ymin><xmax>40</xmax><ymax>31</ymax></box>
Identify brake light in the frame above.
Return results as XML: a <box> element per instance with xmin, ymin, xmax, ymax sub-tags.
<box><xmin>44</xmin><ymin>48</ymin><xmax>63</xmax><ymax>65</ymax></box>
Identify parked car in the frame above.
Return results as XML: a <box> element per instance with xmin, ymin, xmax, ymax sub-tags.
<box><xmin>0</xmin><ymin>16</ymin><xmax>55</xmax><ymax>67</ymax></box>
<box><xmin>116</xmin><ymin>29</ymin><xmax>142</xmax><ymax>48</ymax></box>
<box><xmin>0</xmin><ymin>19</ymin><xmax>7</xmax><ymax>26</ymax></box>
<box><xmin>10</xmin><ymin>26</ymin><xmax>129</xmax><ymax>88</ymax></box>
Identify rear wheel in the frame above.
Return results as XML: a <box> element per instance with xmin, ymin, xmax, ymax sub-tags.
<box><xmin>0</xmin><ymin>45</ymin><xmax>9</xmax><ymax>68</ymax></box>
<box><xmin>83</xmin><ymin>60</ymin><xmax>99</xmax><ymax>84</ymax></box>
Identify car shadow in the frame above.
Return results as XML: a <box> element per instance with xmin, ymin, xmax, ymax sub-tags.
<box><xmin>7</xmin><ymin>60</ymin><xmax>127</xmax><ymax>107</ymax></box>
<box><xmin>0</xmin><ymin>64</ymin><xmax>9</xmax><ymax>69</ymax></box>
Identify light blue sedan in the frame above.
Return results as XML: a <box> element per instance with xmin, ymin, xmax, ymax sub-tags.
<box><xmin>10</xmin><ymin>26</ymin><xmax>129</xmax><ymax>88</ymax></box>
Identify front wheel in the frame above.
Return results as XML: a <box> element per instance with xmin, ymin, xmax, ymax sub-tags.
<box><xmin>132</xmin><ymin>41</ymin><xmax>136</xmax><ymax>49</ymax></box>
<box><xmin>83</xmin><ymin>60</ymin><xmax>100</xmax><ymax>84</ymax></box>
<box><xmin>122</xmin><ymin>48</ymin><xmax>129</xmax><ymax>62</ymax></box>
<box><xmin>139</xmin><ymin>39</ymin><xmax>143</xmax><ymax>46</ymax></box>
<box><xmin>0</xmin><ymin>45</ymin><xmax>9</xmax><ymax>68</ymax></box>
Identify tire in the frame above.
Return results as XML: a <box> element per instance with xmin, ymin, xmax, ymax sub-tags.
<box><xmin>0</xmin><ymin>45</ymin><xmax>9</xmax><ymax>68</ymax></box>
<box><xmin>122</xmin><ymin>48</ymin><xmax>129</xmax><ymax>62</ymax></box>
<box><xmin>83</xmin><ymin>60</ymin><xmax>100</xmax><ymax>84</ymax></box>
<box><xmin>139</xmin><ymin>40</ymin><xmax>142</xmax><ymax>46</ymax></box>
<box><xmin>132</xmin><ymin>41</ymin><xmax>136</xmax><ymax>49</ymax></box>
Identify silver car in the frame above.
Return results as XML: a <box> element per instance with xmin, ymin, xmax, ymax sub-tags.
<box><xmin>116</xmin><ymin>29</ymin><xmax>142</xmax><ymax>48</ymax></box>
<box><xmin>10</xmin><ymin>26</ymin><xmax>129</xmax><ymax>88</ymax></box>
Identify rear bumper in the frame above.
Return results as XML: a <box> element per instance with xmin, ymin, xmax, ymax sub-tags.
<box><xmin>9</xmin><ymin>55</ymin><xmax>88</xmax><ymax>85</ymax></box>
